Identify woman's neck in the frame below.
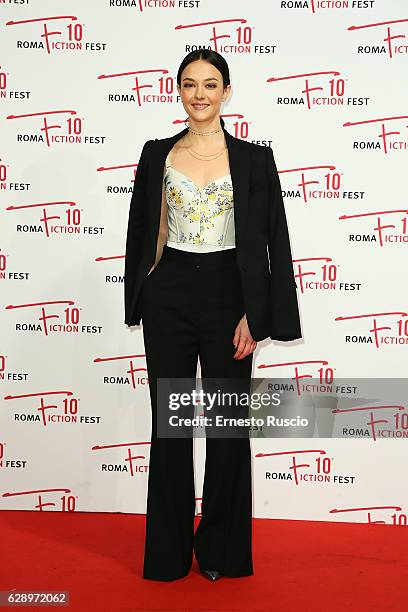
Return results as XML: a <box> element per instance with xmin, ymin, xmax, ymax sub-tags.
<box><xmin>184</xmin><ymin>119</ymin><xmax>225</xmax><ymax>151</ymax></box>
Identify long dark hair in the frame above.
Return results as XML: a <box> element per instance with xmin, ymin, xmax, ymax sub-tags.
<box><xmin>176</xmin><ymin>50</ymin><xmax>230</xmax><ymax>128</ymax></box>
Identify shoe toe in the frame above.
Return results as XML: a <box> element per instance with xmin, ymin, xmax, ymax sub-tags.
<box><xmin>201</xmin><ymin>569</ymin><xmax>223</xmax><ymax>581</ymax></box>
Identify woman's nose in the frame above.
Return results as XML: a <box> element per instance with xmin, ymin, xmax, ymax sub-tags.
<box><xmin>196</xmin><ymin>85</ymin><xmax>205</xmax><ymax>98</ymax></box>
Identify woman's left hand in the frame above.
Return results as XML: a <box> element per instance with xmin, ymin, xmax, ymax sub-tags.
<box><xmin>233</xmin><ymin>315</ymin><xmax>257</xmax><ymax>359</ymax></box>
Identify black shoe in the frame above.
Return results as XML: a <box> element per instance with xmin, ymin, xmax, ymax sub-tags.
<box><xmin>201</xmin><ymin>569</ymin><xmax>223</xmax><ymax>581</ymax></box>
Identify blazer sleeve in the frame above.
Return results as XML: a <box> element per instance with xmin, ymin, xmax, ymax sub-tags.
<box><xmin>265</xmin><ymin>146</ymin><xmax>302</xmax><ymax>342</ymax></box>
<box><xmin>124</xmin><ymin>139</ymin><xmax>154</xmax><ymax>326</ymax></box>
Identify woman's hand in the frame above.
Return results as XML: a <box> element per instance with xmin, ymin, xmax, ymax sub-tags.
<box><xmin>233</xmin><ymin>315</ymin><xmax>257</xmax><ymax>359</ymax></box>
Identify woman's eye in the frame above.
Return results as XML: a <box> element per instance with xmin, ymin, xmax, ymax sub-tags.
<box><xmin>183</xmin><ymin>83</ymin><xmax>217</xmax><ymax>88</ymax></box>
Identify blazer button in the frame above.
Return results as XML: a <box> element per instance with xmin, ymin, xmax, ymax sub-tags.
<box><xmin>241</xmin><ymin>265</ymin><xmax>247</xmax><ymax>273</ymax></box>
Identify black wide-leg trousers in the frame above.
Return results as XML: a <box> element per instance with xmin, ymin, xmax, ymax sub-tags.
<box><xmin>140</xmin><ymin>244</ymin><xmax>254</xmax><ymax>581</ymax></box>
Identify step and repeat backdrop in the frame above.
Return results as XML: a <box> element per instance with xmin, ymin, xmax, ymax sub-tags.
<box><xmin>1</xmin><ymin>1</ymin><xmax>407</xmax><ymax>525</ymax></box>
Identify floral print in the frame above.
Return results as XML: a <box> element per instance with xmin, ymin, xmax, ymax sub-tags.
<box><xmin>164</xmin><ymin>158</ymin><xmax>236</xmax><ymax>247</ymax></box>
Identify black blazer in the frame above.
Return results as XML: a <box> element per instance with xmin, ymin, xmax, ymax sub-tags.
<box><xmin>124</xmin><ymin>124</ymin><xmax>302</xmax><ymax>343</ymax></box>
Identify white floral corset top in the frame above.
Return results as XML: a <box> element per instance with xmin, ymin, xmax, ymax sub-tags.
<box><xmin>164</xmin><ymin>153</ymin><xmax>236</xmax><ymax>252</ymax></box>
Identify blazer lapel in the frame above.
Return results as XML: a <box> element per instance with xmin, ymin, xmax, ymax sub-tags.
<box><xmin>148</xmin><ymin>123</ymin><xmax>251</xmax><ymax>256</ymax></box>
<box><xmin>223</xmin><ymin>126</ymin><xmax>250</xmax><ymax>253</ymax></box>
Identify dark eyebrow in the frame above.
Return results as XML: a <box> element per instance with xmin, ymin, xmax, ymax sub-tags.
<box><xmin>182</xmin><ymin>77</ymin><xmax>219</xmax><ymax>82</ymax></box>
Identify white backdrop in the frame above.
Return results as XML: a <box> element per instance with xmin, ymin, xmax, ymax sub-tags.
<box><xmin>1</xmin><ymin>0</ymin><xmax>407</xmax><ymax>525</ymax></box>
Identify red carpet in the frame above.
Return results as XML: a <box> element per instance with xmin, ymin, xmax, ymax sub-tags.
<box><xmin>2</xmin><ymin>510</ymin><xmax>407</xmax><ymax>611</ymax></box>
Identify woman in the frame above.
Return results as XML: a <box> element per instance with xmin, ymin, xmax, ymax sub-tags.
<box><xmin>124</xmin><ymin>50</ymin><xmax>302</xmax><ymax>582</ymax></box>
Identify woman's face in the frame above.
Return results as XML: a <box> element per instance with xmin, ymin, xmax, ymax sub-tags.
<box><xmin>177</xmin><ymin>59</ymin><xmax>230</xmax><ymax>125</ymax></box>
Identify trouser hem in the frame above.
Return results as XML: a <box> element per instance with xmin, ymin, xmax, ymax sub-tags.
<box><xmin>142</xmin><ymin>569</ymin><xmax>191</xmax><ymax>581</ymax></box>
